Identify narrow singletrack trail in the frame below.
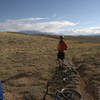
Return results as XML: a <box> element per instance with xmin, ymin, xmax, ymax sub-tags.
<box><xmin>43</xmin><ymin>61</ymin><xmax>83</xmax><ymax>100</ymax></box>
<box><xmin>43</xmin><ymin>61</ymin><xmax>99</xmax><ymax>100</ymax></box>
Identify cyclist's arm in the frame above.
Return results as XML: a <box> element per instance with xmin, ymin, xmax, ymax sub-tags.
<box><xmin>64</xmin><ymin>41</ymin><xmax>68</xmax><ymax>50</ymax></box>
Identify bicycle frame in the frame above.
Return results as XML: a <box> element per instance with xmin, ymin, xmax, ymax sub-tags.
<box><xmin>43</xmin><ymin>82</ymin><xmax>82</xmax><ymax>100</ymax></box>
<box><xmin>42</xmin><ymin>81</ymin><xmax>61</xmax><ymax>100</ymax></box>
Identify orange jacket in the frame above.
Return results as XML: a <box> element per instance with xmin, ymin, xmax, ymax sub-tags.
<box><xmin>58</xmin><ymin>40</ymin><xmax>68</xmax><ymax>53</ymax></box>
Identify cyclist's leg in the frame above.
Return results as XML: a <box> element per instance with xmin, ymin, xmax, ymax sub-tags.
<box><xmin>58</xmin><ymin>52</ymin><xmax>65</xmax><ymax>68</ymax></box>
<box><xmin>57</xmin><ymin>51</ymin><xmax>63</xmax><ymax>68</ymax></box>
<box><xmin>58</xmin><ymin>59</ymin><xmax>63</xmax><ymax>67</ymax></box>
<box><xmin>61</xmin><ymin>52</ymin><xmax>65</xmax><ymax>67</ymax></box>
<box><xmin>62</xmin><ymin>60</ymin><xmax>64</xmax><ymax>67</ymax></box>
<box><xmin>57</xmin><ymin>52</ymin><xmax>60</xmax><ymax>66</ymax></box>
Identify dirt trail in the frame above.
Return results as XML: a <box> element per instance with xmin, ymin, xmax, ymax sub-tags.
<box><xmin>47</xmin><ymin>62</ymin><xmax>98</xmax><ymax>100</ymax></box>
<box><xmin>45</xmin><ymin>62</ymin><xmax>82</xmax><ymax>100</ymax></box>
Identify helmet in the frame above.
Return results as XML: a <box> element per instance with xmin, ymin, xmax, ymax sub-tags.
<box><xmin>60</xmin><ymin>35</ymin><xmax>64</xmax><ymax>39</ymax></box>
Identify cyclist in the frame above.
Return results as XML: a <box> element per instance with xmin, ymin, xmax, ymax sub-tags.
<box><xmin>57</xmin><ymin>36</ymin><xmax>68</xmax><ymax>68</ymax></box>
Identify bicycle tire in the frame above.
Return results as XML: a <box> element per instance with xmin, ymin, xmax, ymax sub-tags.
<box><xmin>56</xmin><ymin>88</ymin><xmax>82</xmax><ymax>100</ymax></box>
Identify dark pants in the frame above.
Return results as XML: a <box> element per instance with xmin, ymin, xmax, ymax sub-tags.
<box><xmin>57</xmin><ymin>51</ymin><xmax>65</xmax><ymax>60</ymax></box>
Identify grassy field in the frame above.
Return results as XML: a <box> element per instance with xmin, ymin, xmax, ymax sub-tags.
<box><xmin>0</xmin><ymin>32</ymin><xmax>100</xmax><ymax>100</ymax></box>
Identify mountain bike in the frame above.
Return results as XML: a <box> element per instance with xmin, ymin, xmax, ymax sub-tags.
<box><xmin>43</xmin><ymin>81</ymin><xmax>61</xmax><ymax>100</ymax></box>
<box><xmin>43</xmin><ymin>81</ymin><xmax>82</xmax><ymax>100</ymax></box>
<box><xmin>57</xmin><ymin>60</ymin><xmax>78</xmax><ymax>75</ymax></box>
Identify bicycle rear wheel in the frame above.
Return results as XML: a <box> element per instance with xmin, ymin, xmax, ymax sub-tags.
<box><xmin>56</xmin><ymin>88</ymin><xmax>82</xmax><ymax>100</ymax></box>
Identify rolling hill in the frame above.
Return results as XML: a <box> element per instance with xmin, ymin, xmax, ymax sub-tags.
<box><xmin>0</xmin><ymin>32</ymin><xmax>100</xmax><ymax>100</ymax></box>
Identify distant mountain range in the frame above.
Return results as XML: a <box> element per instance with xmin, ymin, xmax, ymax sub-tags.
<box><xmin>20</xmin><ymin>30</ymin><xmax>100</xmax><ymax>36</ymax></box>
<box><xmin>20</xmin><ymin>30</ymin><xmax>54</xmax><ymax>35</ymax></box>
<box><xmin>88</xmin><ymin>34</ymin><xmax>100</xmax><ymax>36</ymax></box>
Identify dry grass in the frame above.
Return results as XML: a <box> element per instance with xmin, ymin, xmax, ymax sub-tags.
<box><xmin>0</xmin><ymin>32</ymin><xmax>100</xmax><ymax>100</ymax></box>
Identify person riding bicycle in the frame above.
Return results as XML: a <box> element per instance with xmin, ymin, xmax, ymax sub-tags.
<box><xmin>57</xmin><ymin>36</ymin><xmax>68</xmax><ymax>67</ymax></box>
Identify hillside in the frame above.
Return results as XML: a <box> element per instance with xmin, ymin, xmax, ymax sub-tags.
<box><xmin>0</xmin><ymin>32</ymin><xmax>100</xmax><ymax>100</ymax></box>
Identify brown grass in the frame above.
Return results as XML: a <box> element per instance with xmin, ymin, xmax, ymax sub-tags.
<box><xmin>0</xmin><ymin>32</ymin><xmax>100</xmax><ymax>100</ymax></box>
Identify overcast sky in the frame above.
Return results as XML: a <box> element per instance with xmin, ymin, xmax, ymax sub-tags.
<box><xmin>0</xmin><ymin>0</ymin><xmax>100</xmax><ymax>35</ymax></box>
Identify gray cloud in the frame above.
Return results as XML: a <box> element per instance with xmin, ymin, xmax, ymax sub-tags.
<box><xmin>0</xmin><ymin>18</ymin><xmax>77</xmax><ymax>33</ymax></box>
<box><xmin>0</xmin><ymin>17</ymin><xmax>100</xmax><ymax>35</ymax></box>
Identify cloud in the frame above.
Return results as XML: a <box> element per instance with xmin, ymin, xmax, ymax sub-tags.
<box><xmin>48</xmin><ymin>26</ymin><xmax>100</xmax><ymax>35</ymax></box>
<box><xmin>71</xmin><ymin>27</ymin><xmax>100</xmax><ymax>35</ymax></box>
<box><xmin>6</xmin><ymin>17</ymin><xmax>46</xmax><ymax>23</ymax></box>
<box><xmin>1</xmin><ymin>17</ymin><xmax>100</xmax><ymax>35</ymax></box>
<box><xmin>0</xmin><ymin>17</ymin><xmax>100</xmax><ymax>35</ymax></box>
<box><xmin>0</xmin><ymin>18</ymin><xmax>77</xmax><ymax>33</ymax></box>
<box><xmin>0</xmin><ymin>17</ymin><xmax>46</xmax><ymax>28</ymax></box>
<box><xmin>31</xmin><ymin>21</ymin><xmax>77</xmax><ymax>33</ymax></box>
